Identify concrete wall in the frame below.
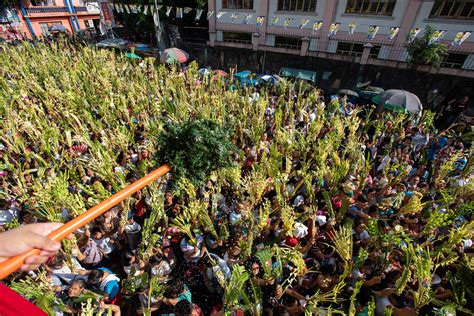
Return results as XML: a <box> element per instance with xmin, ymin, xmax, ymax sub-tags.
<box><xmin>183</xmin><ymin>43</ymin><xmax>474</xmax><ymax>105</ymax></box>
<box><xmin>212</xmin><ymin>0</ymin><xmax>474</xmax><ymax>53</ymax></box>
<box><xmin>29</xmin><ymin>16</ymin><xmax>74</xmax><ymax>36</ymax></box>
<box><xmin>413</xmin><ymin>1</ymin><xmax>474</xmax><ymax>47</ymax></box>
<box><xmin>215</xmin><ymin>0</ymin><xmax>259</xmax><ymax>25</ymax></box>
<box><xmin>267</xmin><ymin>0</ymin><xmax>325</xmax><ymax>31</ymax></box>
<box><xmin>334</xmin><ymin>0</ymin><xmax>409</xmax><ymax>36</ymax></box>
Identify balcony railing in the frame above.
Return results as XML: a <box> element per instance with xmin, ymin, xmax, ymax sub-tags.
<box><xmin>74</xmin><ymin>6</ymin><xmax>88</xmax><ymax>12</ymax></box>
<box><xmin>85</xmin><ymin>2</ymin><xmax>100</xmax><ymax>14</ymax></box>
<box><xmin>27</xmin><ymin>6</ymin><xmax>68</xmax><ymax>14</ymax></box>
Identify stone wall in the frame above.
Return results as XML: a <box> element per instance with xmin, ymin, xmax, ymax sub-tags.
<box><xmin>182</xmin><ymin>42</ymin><xmax>474</xmax><ymax>107</ymax></box>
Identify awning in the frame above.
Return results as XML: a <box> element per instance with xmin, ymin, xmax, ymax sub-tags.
<box><xmin>233</xmin><ymin>70</ymin><xmax>252</xmax><ymax>79</ymax></box>
<box><xmin>279</xmin><ymin>67</ymin><xmax>316</xmax><ymax>83</ymax></box>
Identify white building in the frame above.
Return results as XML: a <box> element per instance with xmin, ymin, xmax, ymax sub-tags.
<box><xmin>207</xmin><ymin>0</ymin><xmax>474</xmax><ymax>72</ymax></box>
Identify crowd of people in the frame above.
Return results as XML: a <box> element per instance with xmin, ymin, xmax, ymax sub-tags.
<box><xmin>0</xmin><ymin>42</ymin><xmax>473</xmax><ymax>316</ymax></box>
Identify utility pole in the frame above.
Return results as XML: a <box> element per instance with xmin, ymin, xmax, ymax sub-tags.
<box><xmin>153</xmin><ymin>0</ymin><xmax>165</xmax><ymax>50</ymax></box>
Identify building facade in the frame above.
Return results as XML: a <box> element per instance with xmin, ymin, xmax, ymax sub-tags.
<box><xmin>1</xmin><ymin>0</ymin><xmax>100</xmax><ymax>40</ymax></box>
<box><xmin>207</xmin><ymin>0</ymin><xmax>474</xmax><ymax>72</ymax></box>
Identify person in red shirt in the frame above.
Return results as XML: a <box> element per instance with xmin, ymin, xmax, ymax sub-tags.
<box><xmin>0</xmin><ymin>222</ymin><xmax>70</xmax><ymax>316</ymax></box>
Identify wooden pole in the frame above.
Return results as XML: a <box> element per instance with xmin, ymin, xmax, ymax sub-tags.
<box><xmin>0</xmin><ymin>164</ymin><xmax>171</xmax><ymax>280</ymax></box>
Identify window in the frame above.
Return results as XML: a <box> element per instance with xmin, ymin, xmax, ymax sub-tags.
<box><xmin>441</xmin><ymin>52</ymin><xmax>468</xmax><ymax>68</ymax></box>
<box><xmin>223</xmin><ymin>32</ymin><xmax>252</xmax><ymax>44</ymax></box>
<box><xmin>336</xmin><ymin>41</ymin><xmax>381</xmax><ymax>57</ymax></box>
<box><xmin>369</xmin><ymin>45</ymin><xmax>381</xmax><ymax>58</ymax></box>
<box><xmin>222</xmin><ymin>0</ymin><xmax>254</xmax><ymax>10</ymax></box>
<box><xmin>274</xmin><ymin>36</ymin><xmax>302</xmax><ymax>50</ymax></box>
<box><xmin>345</xmin><ymin>0</ymin><xmax>396</xmax><ymax>16</ymax></box>
<box><xmin>31</xmin><ymin>0</ymin><xmax>57</xmax><ymax>6</ymax></box>
<box><xmin>39</xmin><ymin>22</ymin><xmax>49</xmax><ymax>35</ymax></box>
<box><xmin>429</xmin><ymin>1</ymin><xmax>473</xmax><ymax>20</ymax></box>
<box><xmin>39</xmin><ymin>21</ymin><xmax>62</xmax><ymax>35</ymax></box>
<box><xmin>277</xmin><ymin>0</ymin><xmax>317</xmax><ymax>12</ymax></box>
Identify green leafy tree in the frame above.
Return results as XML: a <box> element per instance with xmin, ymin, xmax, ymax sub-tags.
<box><xmin>408</xmin><ymin>25</ymin><xmax>448</xmax><ymax>65</ymax></box>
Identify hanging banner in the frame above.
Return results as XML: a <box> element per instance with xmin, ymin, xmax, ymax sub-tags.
<box><xmin>428</xmin><ymin>29</ymin><xmax>446</xmax><ymax>45</ymax></box>
<box><xmin>452</xmin><ymin>31</ymin><xmax>471</xmax><ymax>46</ymax></box>
<box><xmin>165</xmin><ymin>6</ymin><xmax>172</xmax><ymax>17</ymax></box>
<box><xmin>407</xmin><ymin>28</ymin><xmax>421</xmax><ymax>43</ymax></box>
<box><xmin>183</xmin><ymin>7</ymin><xmax>192</xmax><ymax>14</ymax></box>
<box><xmin>176</xmin><ymin>7</ymin><xmax>183</xmax><ymax>19</ymax></box>
<box><xmin>156</xmin><ymin>5</ymin><xmax>162</xmax><ymax>11</ymax></box>
<box><xmin>243</xmin><ymin>14</ymin><xmax>252</xmax><ymax>24</ymax></box>
<box><xmin>271</xmin><ymin>17</ymin><xmax>279</xmax><ymax>27</ymax></box>
<box><xmin>367</xmin><ymin>25</ymin><xmax>379</xmax><ymax>40</ymax></box>
<box><xmin>231</xmin><ymin>13</ymin><xmax>239</xmax><ymax>21</ymax></box>
<box><xmin>124</xmin><ymin>4</ymin><xmax>130</xmax><ymax>14</ymax></box>
<box><xmin>348</xmin><ymin>22</ymin><xmax>357</xmax><ymax>35</ymax></box>
<box><xmin>142</xmin><ymin>5</ymin><xmax>149</xmax><ymax>15</ymax></box>
<box><xmin>99</xmin><ymin>20</ymin><xmax>107</xmax><ymax>35</ymax></box>
<box><xmin>388</xmin><ymin>27</ymin><xmax>400</xmax><ymax>40</ymax></box>
<box><xmin>256</xmin><ymin>16</ymin><xmax>265</xmax><ymax>27</ymax></box>
<box><xmin>216</xmin><ymin>11</ymin><xmax>225</xmax><ymax>19</ymax></box>
<box><xmin>283</xmin><ymin>18</ymin><xmax>293</xmax><ymax>29</ymax></box>
<box><xmin>207</xmin><ymin>10</ymin><xmax>214</xmax><ymax>20</ymax></box>
<box><xmin>150</xmin><ymin>5</ymin><xmax>155</xmax><ymax>15</ymax></box>
<box><xmin>153</xmin><ymin>11</ymin><xmax>159</xmax><ymax>27</ymax></box>
<box><xmin>99</xmin><ymin>0</ymin><xmax>114</xmax><ymax>27</ymax></box>
<box><xmin>328</xmin><ymin>23</ymin><xmax>340</xmax><ymax>38</ymax></box>
<box><xmin>299</xmin><ymin>18</ymin><xmax>309</xmax><ymax>29</ymax></box>
<box><xmin>313</xmin><ymin>21</ymin><xmax>323</xmax><ymax>33</ymax></box>
<box><xmin>131</xmin><ymin>5</ymin><xmax>139</xmax><ymax>14</ymax></box>
<box><xmin>195</xmin><ymin>9</ymin><xmax>203</xmax><ymax>20</ymax></box>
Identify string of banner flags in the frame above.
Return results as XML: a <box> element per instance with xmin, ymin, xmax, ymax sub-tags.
<box><xmin>111</xmin><ymin>4</ymin><xmax>471</xmax><ymax>47</ymax></box>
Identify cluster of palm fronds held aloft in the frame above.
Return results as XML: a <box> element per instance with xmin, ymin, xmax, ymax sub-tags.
<box><xmin>0</xmin><ymin>41</ymin><xmax>472</xmax><ymax>316</ymax></box>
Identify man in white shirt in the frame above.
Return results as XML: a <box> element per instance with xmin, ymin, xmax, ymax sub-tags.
<box><xmin>122</xmin><ymin>212</ymin><xmax>141</xmax><ymax>251</ymax></box>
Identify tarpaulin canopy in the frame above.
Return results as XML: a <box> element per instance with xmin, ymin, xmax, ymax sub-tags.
<box><xmin>125</xmin><ymin>52</ymin><xmax>141</xmax><ymax>59</ymax></box>
<box><xmin>239</xmin><ymin>78</ymin><xmax>258</xmax><ymax>87</ymax></box>
<box><xmin>258</xmin><ymin>75</ymin><xmax>282</xmax><ymax>87</ymax></box>
<box><xmin>233</xmin><ymin>70</ymin><xmax>252</xmax><ymax>79</ymax></box>
<box><xmin>96</xmin><ymin>38</ymin><xmax>129</xmax><ymax>49</ymax></box>
<box><xmin>279</xmin><ymin>67</ymin><xmax>317</xmax><ymax>83</ymax></box>
<box><xmin>198</xmin><ymin>68</ymin><xmax>211</xmax><ymax>76</ymax></box>
<box><xmin>338</xmin><ymin>89</ymin><xmax>359</xmax><ymax>97</ymax></box>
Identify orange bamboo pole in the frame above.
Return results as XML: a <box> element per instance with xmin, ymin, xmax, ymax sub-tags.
<box><xmin>0</xmin><ymin>164</ymin><xmax>172</xmax><ymax>280</ymax></box>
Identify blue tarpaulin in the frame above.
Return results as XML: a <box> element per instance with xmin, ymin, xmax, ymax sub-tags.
<box><xmin>234</xmin><ymin>70</ymin><xmax>252</xmax><ymax>79</ymax></box>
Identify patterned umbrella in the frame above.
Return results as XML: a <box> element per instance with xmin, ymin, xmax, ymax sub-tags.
<box><xmin>160</xmin><ymin>48</ymin><xmax>190</xmax><ymax>64</ymax></box>
<box><xmin>213</xmin><ymin>70</ymin><xmax>229</xmax><ymax>77</ymax></box>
